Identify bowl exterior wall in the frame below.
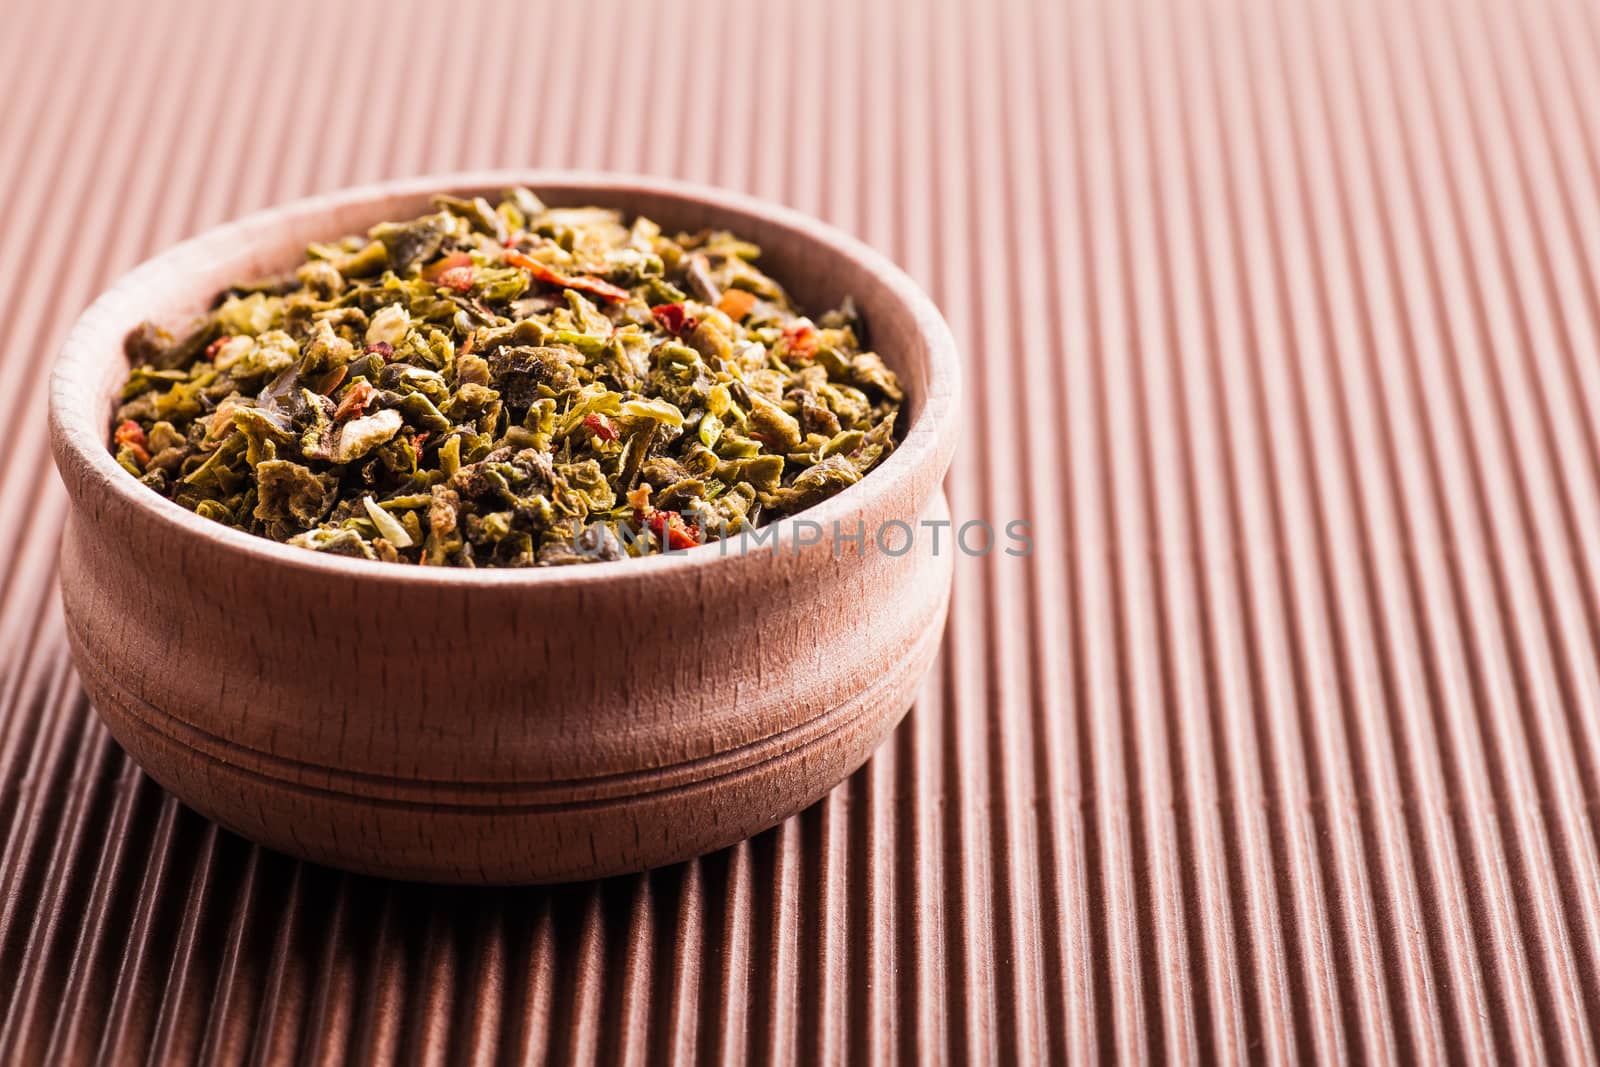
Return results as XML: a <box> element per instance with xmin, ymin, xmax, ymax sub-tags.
<box><xmin>61</xmin><ymin>493</ymin><xmax>951</xmax><ymax>883</ymax></box>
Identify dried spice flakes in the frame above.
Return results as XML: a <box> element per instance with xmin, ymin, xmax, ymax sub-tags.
<box><xmin>112</xmin><ymin>190</ymin><xmax>903</xmax><ymax>567</ymax></box>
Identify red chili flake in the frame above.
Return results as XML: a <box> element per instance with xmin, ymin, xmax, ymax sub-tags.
<box><xmin>650</xmin><ymin>303</ymin><xmax>698</xmax><ymax>336</ymax></box>
<box><xmin>203</xmin><ymin>335</ymin><xmax>233</xmax><ymax>361</ymax></box>
<box><xmin>584</xmin><ymin>413</ymin><xmax>618</xmax><ymax>442</ymax></box>
<box><xmin>716</xmin><ymin>289</ymin><xmax>757</xmax><ymax>320</ymax></box>
<box><xmin>114</xmin><ymin>420</ymin><xmax>147</xmax><ymax>450</ymax></box>
<box><xmin>781</xmin><ymin>321</ymin><xmax>818</xmax><ymax>363</ymax></box>
<box><xmin>437</xmin><ymin>264</ymin><xmax>475</xmax><ymax>291</ymax></box>
<box><xmin>366</xmin><ymin>341</ymin><xmax>395</xmax><ymax>361</ymax></box>
<box><xmin>627</xmin><ymin>484</ymin><xmax>653</xmax><ymax>522</ymax></box>
<box><xmin>413</xmin><ymin>431</ymin><xmax>430</xmax><ymax>455</ymax></box>
<box><xmin>506</xmin><ymin>250</ymin><xmax>631</xmax><ymax>303</ymax></box>
<box><xmin>645</xmin><ymin>509</ymin><xmax>701</xmax><ymax>551</ymax></box>
<box><xmin>420</xmin><ymin>252</ymin><xmax>476</xmax><ymax>292</ymax></box>
<box><xmin>114</xmin><ymin>420</ymin><xmax>151</xmax><ymax>465</ymax></box>
<box><xmin>334</xmin><ymin>379</ymin><xmax>376</xmax><ymax>421</ymax></box>
<box><xmin>566</xmin><ymin>273</ymin><xmax>631</xmax><ymax>303</ymax></box>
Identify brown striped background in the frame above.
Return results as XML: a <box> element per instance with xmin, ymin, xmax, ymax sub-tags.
<box><xmin>5</xmin><ymin>0</ymin><xmax>1600</xmax><ymax>1061</ymax></box>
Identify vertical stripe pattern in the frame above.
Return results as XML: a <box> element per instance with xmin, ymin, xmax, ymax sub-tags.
<box><xmin>2</xmin><ymin>0</ymin><xmax>1600</xmax><ymax>1061</ymax></box>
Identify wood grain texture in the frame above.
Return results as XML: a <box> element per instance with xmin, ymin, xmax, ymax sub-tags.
<box><xmin>48</xmin><ymin>174</ymin><xmax>960</xmax><ymax>883</ymax></box>
<box><xmin>5</xmin><ymin>0</ymin><xmax>1600</xmax><ymax>1060</ymax></box>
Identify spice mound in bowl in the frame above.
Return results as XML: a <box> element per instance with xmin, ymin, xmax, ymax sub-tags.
<box><xmin>111</xmin><ymin>189</ymin><xmax>903</xmax><ymax>567</ymax></box>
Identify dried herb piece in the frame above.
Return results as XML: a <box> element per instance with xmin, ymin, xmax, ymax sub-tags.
<box><xmin>111</xmin><ymin>190</ymin><xmax>902</xmax><ymax>566</ymax></box>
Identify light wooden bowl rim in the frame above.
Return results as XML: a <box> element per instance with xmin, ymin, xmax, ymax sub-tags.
<box><xmin>49</xmin><ymin>170</ymin><xmax>960</xmax><ymax>588</ymax></box>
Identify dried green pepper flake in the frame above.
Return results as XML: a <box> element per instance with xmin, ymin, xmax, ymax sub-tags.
<box><xmin>111</xmin><ymin>190</ymin><xmax>903</xmax><ymax>566</ymax></box>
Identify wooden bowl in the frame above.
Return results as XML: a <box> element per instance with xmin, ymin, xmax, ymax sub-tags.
<box><xmin>47</xmin><ymin>172</ymin><xmax>960</xmax><ymax>884</ymax></box>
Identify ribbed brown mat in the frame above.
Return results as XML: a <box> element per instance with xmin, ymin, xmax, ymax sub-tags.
<box><xmin>5</xmin><ymin>0</ymin><xmax>1600</xmax><ymax>1061</ymax></box>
